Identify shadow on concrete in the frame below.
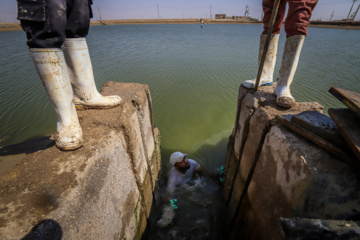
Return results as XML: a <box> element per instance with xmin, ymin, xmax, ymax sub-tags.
<box><xmin>21</xmin><ymin>219</ymin><xmax>62</xmax><ymax>240</ymax></box>
<box><xmin>0</xmin><ymin>136</ymin><xmax>54</xmax><ymax>156</ymax></box>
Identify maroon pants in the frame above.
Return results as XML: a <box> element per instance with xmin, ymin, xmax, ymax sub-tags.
<box><xmin>262</xmin><ymin>0</ymin><xmax>318</xmax><ymax>37</ymax></box>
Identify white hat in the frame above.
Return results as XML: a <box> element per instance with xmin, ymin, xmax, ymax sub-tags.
<box><xmin>170</xmin><ymin>152</ymin><xmax>188</xmax><ymax>166</ymax></box>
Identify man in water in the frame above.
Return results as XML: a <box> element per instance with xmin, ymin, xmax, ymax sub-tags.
<box><xmin>166</xmin><ymin>151</ymin><xmax>202</xmax><ymax>195</ymax></box>
<box><xmin>157</xmin><ymin>151</ymin><xmax>202</xmax><ymax>227</ymax></box>
<box><xmin>241</xmin><ymin>0</ymin><xmax>318</xmax><ymax>108</ymax></box>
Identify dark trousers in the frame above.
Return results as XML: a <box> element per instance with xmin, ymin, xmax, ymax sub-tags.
<box><xmin>17</xmin><ymin>0</ymin><xmax>93</xmax><ymax>48</ymax></box>
<box><xmin>262</xmin><ymin>0</ymin><xmax>318</xmax><ymax>37</ymax></box>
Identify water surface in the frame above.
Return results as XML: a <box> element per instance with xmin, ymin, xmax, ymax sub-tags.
<box><xmin>0</xmin><ymin>24</ymin><xmax>359</xmax><ymax>239</ymax></box>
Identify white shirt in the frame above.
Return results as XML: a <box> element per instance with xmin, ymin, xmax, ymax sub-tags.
<box><xmin>166</xmin><ymin>159</ymin><xmax>200</xmax><ymax>195</ymax></box>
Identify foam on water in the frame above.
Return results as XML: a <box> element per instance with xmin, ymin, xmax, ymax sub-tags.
<box><xmin>149</xmin><ymin>175</ymin><xmax>229</xmax><ymax>240</ymax></box>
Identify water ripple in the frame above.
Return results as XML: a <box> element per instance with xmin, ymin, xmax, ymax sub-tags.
<box><xmin>1</xmin><ymin>25</ymin><xmax>359</xmax><ymax>149</ymax></box>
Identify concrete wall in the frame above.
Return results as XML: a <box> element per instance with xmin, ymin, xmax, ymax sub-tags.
<box><xmin>0</xmin><ymin>82</ymin><xmax>161</xmax><ymax>240</ymax></box>
<box><xmin>223</xmin><ymin>84</ymin><xmax>360</xmax><ymax>239</ymax></box>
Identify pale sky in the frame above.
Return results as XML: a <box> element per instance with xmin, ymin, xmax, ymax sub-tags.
<box><xmin>0</xmin><ymin>0</ymin><xmax>359</xmax><ymax>23</ymax></box>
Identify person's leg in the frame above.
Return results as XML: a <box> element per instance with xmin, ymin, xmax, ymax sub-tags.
<box><xmin>284</xmin><ymin>0</ymin><xmax>318</xmax><ymax>37</ymax></box>
<box><xmin>274</xmin><ymin>0</ymin><xmax>318</xmax><ymax>108</ymax></box>
<box><xmin>18</xmin><ymin>0</ymin><xmax>67</xmax><ymax>48</ymax></box>
<box><xmin>241</xmin><ymin>0</ymin><xmax>286</xmax><ymax>89</ymax></box>
<box><xmin>242</xmin><ymin>34</ymin><xmax>280</xmax><ymax>89</ymax></box>
<box><xmin>18</xmin><ymin>0</ymin><xmax>83</xmax><ymax>150</ymax></box>
<box><xmin>65</xmin><ymin>0</ymin><xmax>92</xmax><ymax>38</ymax></box>
<box><xmin>30</xmin><ymin>48</ymin><xmax>83</xmax><ymax>150</ymax></box>
<box><xmin>274</xmin><ymin>35</ymin><xmax>305</xmax><ymax>107</ymax></box>
<box><xmin>63</xmin><ymin>0</ymin><xmax>122</xmax><ymax>108</ymax></box>
<box><xmin>262</xmin><ymin>0</ymin><xmax>287</xmax><ymax>35</ymax></box>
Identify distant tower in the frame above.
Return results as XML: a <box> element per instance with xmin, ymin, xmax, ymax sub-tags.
<box><xmin>244</xmin><ymin>5</ymin><xmax>249</xmax><ymax>17</ymax></box>
<box><xmin>210</xmin><ymin>5</ymin><xmax>212</xmax><ymax>19</ymax></box>
<box><xmin>352</xmin><ymin>3</ymin><xmax>360</xmax><ymax>20</ymax></box>
<box><xmin>329</xmin><ymin>10</ymin><xmax>334</xmax><ymax>21</ymax></box>
<box><xmin>347</xmin><ymin>0</ymin><xmax>358</xmax><ymax>20</ymax></box>
<box><xmin>98</xmin><ymin>7</ymin><xmax>102</xmax><ymax>21</ymax></box>
<box><xmin>157</xmin><ymin>4</ymin><xmax>160</xmax><ymax>19</ymax></box>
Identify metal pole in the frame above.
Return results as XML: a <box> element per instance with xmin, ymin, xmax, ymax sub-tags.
<box><xmin>352</xmin><ymin>3</ymin><xmax>360</xmax><ymax>20</ymax></box>
<box><xmin>347</xmin><ymin>0</ymin><xmax>356</xmax><ymax>20</ymax></box>
<box><xmin>157</xmin><ymin>4</ymin><xmax>160</xmax><ymax>19</ymax></box>
<box><xmin>98</xmin><ymin>7</ymin><xmax>102</xmax><ymax>21</ymax></box>
<box><xmin>254</xmin><ymin>0</ymin><xmax>281</xmax><ymax>92</ymax></box>
<box><xmin>329</xmin><ymin>10</ymin><xmax>334</xmax><ymax>21</ymax></box>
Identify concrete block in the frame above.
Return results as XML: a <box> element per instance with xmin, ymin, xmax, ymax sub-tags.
<box><xmin>223</xmin><ymin>84</ymin><xmax>360</xmax><ymax>239</ymax></box>
<box><xmin>223</xmin><ymin>93</ymin><xmax>259</xmax><ymax>202</ymax></box>
<box><xmin>243</xmin><ymin>125</ymin><xmax>356</xmax><ymax>240</ymax></box>
<box><xmin>0</xmin><ymin>82</ymin><xmax>161</xmax><ymax>240</ymax></box>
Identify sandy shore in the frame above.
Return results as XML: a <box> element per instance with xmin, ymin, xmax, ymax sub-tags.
<box><xmin>310</xmin><ymin>20</ymin><xmax>360</xmax><ymax>29</ymax></box>
<box><xmin>0</xmin><ymin>23</ymin><xmax>22</xmax><ymax>32</ymax></box>
<box><xmin>1</xmin><ymin>19</ymin><xmax>359</xmax><ymax>32</ymax></box>
<box><xmin>0</xmin><ymin>19</ymin><xmax>260</xmax><ymax>32</ymax></box>
<box><xmin>91</xmin><ymin>18</ymin><xmax>262</xmax><ymax>25</ymax></box>
<box><xmin>309</xmin><ymin>24</ymin><xmax>360</xmax><ymax>30</ymax></box>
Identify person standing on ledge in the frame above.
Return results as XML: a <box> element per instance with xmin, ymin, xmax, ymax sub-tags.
<box><xmin>166</xmin><ymin>151</ymin><xmax>202</xmax><ymax>196</ymax></box>
<box><xmin>242</xmin><ymin>0</ymin><xmax>318</xmax><ymax>108</ymax></box>
<box><xmin>16</xmin><ymin>0</ymin><xmax>122</xmax><ymax>150</ymax></box>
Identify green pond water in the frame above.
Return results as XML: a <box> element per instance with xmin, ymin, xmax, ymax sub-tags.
<box><xmin>0</xmin><ymin>24</ymin><xmax>359</xmax><ymax>239</ymax></box>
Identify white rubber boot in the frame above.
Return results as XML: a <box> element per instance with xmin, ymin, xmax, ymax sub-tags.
<box><xmin>63</xmin><ymin>38</ymin><xmax>122</xmax><ymax>109</ymax></box>
<box><xmin>274</xmin><ymin>35</ymin><xmax>305</xmax><ymax>108</ymax></box>
<box><xmin>242</xmin><ymin>34</ymin><xmax>279</xmax><ymax>89</ymax></box>
<box><xmin>30</xmin><ymin>49</ymin><xmax>83</xmax><ymax>150</ymax></box>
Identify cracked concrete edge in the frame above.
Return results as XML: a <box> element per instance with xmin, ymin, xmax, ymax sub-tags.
<box><xmin>0</xmin><ymin>82</ymin><xmax>161</xmax><ymax>240</ymax></box>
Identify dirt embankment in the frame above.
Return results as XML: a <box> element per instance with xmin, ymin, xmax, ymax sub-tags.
<box><xmin>0</xmin><ymin>23</ymin><xmax>22</xmax><ymax>32</ymax></box>
<box><xmin>310</xmin><ymin>20</ymin><xmax>360</xmax><ymax>30</ymax></box>
<box><xmin>0</xmin><ymin>18</ymin><xmax>260</xmax><ymax>32</ymax></box>
<box><xmin>1</xmin><ymin>19</ymin><xmax>359</xmax><ymax>32</ymax></box>
<box><xmin>310</xmin><ymin>24</ymin><xmax>360</xmax><ymax>30</ymax></box>
<box><xmin>90</xmin><ymin>18</ymin><xmax>262</xmax><ymax>25</ymax></box>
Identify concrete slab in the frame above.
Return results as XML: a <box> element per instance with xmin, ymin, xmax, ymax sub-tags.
<box><xmin>0</xmin><ymin>82</ymin><xmax>161</xmax><ymax>240</ymax></box>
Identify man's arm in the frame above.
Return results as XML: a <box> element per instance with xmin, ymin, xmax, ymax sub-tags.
<box><xmin>165</xmin><ymin>173</ymin><xmax>177</xmax><ymax>200</ymax></box>
<box><xmin>196</xmin><ymin>165</ymin><xmax>203</xmax><ymax>173</ymax></box>
<box><xmin>191</xmin><ymin>159</ymin><xmax>203</xmax><ymax>173</ymax></box>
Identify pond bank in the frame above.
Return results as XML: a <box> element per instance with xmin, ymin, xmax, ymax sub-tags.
<box><xmin>2</xmin><ymin>19</ymin><xmax>360</xmax><ymax>32</ymax></box>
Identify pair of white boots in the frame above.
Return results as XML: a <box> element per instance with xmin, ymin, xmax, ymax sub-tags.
<box><xmin>242</xmin><ymin>34</ymin><xmax>305</xmax><ymax>108</ymax></box>
<box><xmin>30</xmin><ymin>38</ymin><xmax>121</xmax><ymax>150</ymax></box>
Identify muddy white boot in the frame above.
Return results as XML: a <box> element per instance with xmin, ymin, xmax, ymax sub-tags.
<box><xmin>30</xmin><ymin>49</ymin><xmax>83</xmax><ymax>150</ymax></box>
<box><xmin>63</xmin><ymin>38</ymin><xmax>122</xmax><ymax>109</ymax></box>
<box><xmin>242</xmin><ymin>34</ymin><xmax>279</xmax><ymax>89</ymax></box>
<box><xmin>274</xmin><ymin>35</ymin><xmax>305</xmax><ymax>108</ymax></box>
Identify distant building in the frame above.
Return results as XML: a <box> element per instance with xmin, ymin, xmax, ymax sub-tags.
<box><xmin>215</xmin><ymin>14</ymin><xmax>226</xmax><ymax>19</ymax></box>
<box><xmin>233</xmin><ymin>16</ymin><xmax>252</xmax><ymax>21</ymax></box>
<box><xmin>215</xmin><ymin>14</ymin><xmax>257</xmax><ymax>21</ymax></box>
